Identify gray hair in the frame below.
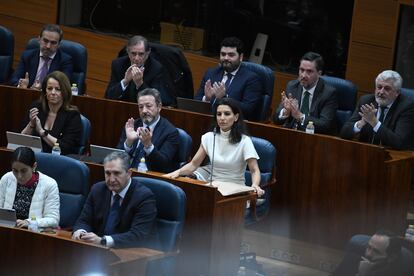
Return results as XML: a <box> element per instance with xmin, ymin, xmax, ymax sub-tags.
<box><xmin>137</xmin><ymin>88</ymin><xmax>162</xmax><ymax>106</ymax></box>
<box><xmin>127</xmin><ymin>35</ymin><xmax>149</xmax><ymax>52</ymax></box>
<box><xmin>103</xmin><ymin>151</ymin><xmax>130</xmax><ymax>172</ymax></box>
<box><xmin>375</xmin><ymin>70</ymin><xmax>403</xmax><ymax>91</ymax></box>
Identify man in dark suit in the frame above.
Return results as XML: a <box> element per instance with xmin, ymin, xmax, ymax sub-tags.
<box><xmin>117</xmin><ymin>88</ymin><xmax>179</xmax><ymax>173</ymax></box>
<box><xmin>72</xmin><ymin>151</ymin><xmax>157</xmax><ymax>248</ymax></box>
<box><xmin>273</xmin><ymin>52</ymin><xmax>338</xmax><ymax>134</ymax></box>
<box><xmin>340</xmin><ymin>70</ymin><xmax>414</xmax><ymax>150</ymax></box>
<box><xmin>194</xmin><ymin>37</ymin><xmax>262</xmax><ymax>121</ymax></box>
<box><xmin>105</xmin><ymin>35</ymin><xmax>168</xmax><ymax>104</ymax></box>
<box><xmin>9</xmin><ymin>24</ymin><xmax>73</xmax><ymax>90</ymax></box>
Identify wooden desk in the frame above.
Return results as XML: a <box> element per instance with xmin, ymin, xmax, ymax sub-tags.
<box><xmin>1</xmin><ymin>85</ymin><xmax>413</xmax><ymax>252</ymax></box>
<box><xmin>0</xmin><ymin>225</ymin><xmax>162</xmax><ymax>275</ymax></box>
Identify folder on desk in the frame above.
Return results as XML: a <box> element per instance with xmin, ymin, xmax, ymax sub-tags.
<box><xmin>6</xmin><ymin>131</ymin><xmax>42</xmax><ymax>152</ymax></box>
<box><xmin>210</xmin><ymin>181</ymin><xmax>254</xmax><ymax>196</ymax></box>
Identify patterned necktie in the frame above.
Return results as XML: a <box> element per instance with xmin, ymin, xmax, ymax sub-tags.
<box><xmin>300</xmin><ymin>91</ymin><xmax>310</xmax><ymax>115</ymax></box>
<box><xmin>38</xmin><ymin>56</ymin><xmax>50</xmax><ymax>83</ymax></box>
<box><xmin>372</xmin><ymin>106</ymin><xmax>388</xmax><ymax>145</ymax></box>
<box><xmin>104</xmin><ymin>194</ymin><xmax>121</xmax><ymax>235</ymax></box>
<box><xmin>131</xmin><ymin>142</ymin><xmax>145</xmax><ymax>169</ymax></box>
<box><xmin>224</xmin><ymin>73</ymin><xmax>233</xmax><ymax>89</ymax></box>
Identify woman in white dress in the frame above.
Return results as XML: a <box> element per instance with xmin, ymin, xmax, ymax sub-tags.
<box><xmin>165</xmin><ymin>98</ymin><xmax>264</xmax><ymax>196</ymax></box>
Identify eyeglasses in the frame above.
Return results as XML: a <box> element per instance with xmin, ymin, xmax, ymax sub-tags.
<box><xmin>41</xmin><ymin>37</ymin><xmax>59</xmax><ymax>46</ymax></box>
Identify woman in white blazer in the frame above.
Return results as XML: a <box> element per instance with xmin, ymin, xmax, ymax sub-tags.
<box><xmin>0</xmin><ymin>147</ymin><xmax>60</xmax><ymax>228</ymax></box>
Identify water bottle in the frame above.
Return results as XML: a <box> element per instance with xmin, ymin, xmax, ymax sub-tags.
<box><xmin>305</xmin><ymin>121</ymin><xmax>315</xmax><ymax>134</ymax></box>
<box><xmin>71</xmin><ymin>83</ymin><xmax>78</xmax><ymax>96</ymax></box>
<box><xmin>405</xmin><ymin>224</ymin><xmax>414</xmax><ymax>240</ymax></box>
<box><xmin>28</xmin><ymin>216</ymin><xmax>39</xmax><ymax>233</ymax></box>
<box><xmin>52</xmin><ymin>143</ymin><xmax>61</xmax><ymax>155</ymax></box>
<box><xmin>137</xmin><ymin>157</ymin><xmax>148</xmax><ymax>172</ymax></box>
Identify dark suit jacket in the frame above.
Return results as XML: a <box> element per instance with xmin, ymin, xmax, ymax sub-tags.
<box><xmin>23</xmin><ymin>101</ymin><xmax>82</xmax><ymax>155</ymax></box>
<box><xmin>73</xmin><ymin>179</ymin><xmax>158</xmax><ymax>248</ymax></box>
<box><xmin>273</xmin><ymin>78</ymin><xmax>338</xmax><ymax>135</ymax></box>
<box><xmin>117</xmin><ymin>117</ymin><xmax>180</xmax><ymax>172</ymax></box>
<box><xmin>9</xmin><ymin>49</ymin><xmax>73</xmax><ymax>87</ymax></box>
<box><xmin>104</xmin><ymin>55</ymin><xmax>168</xmax><ymax>103</ymax></box>
<box><xmin>340</xmin><ymin>94</ymin><xmax>414</xmax><ymax>150</ymax></box>
<box><xmin>194</xmin><ymin>63</ymin><xmax>263</xmax><ymax>121</ymax></box>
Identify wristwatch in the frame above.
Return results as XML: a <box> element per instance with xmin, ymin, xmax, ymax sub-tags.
<box><xmin>40</xmin><ymin>129</ymin><xmax>49</xmax><ymax>137</ymax></box>
<box><xmin>100</xmin><ymin>236</ymin><xmax>107</xmax><ymax>246</ymax></box>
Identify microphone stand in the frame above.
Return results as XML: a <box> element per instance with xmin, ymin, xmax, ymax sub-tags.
<box><xmin>209</xmin><ymin>128</ymin><xmax>217</xmax><ymax>186</ymax></box>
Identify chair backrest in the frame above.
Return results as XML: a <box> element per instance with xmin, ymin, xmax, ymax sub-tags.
<box><xmin>400</xmin><ymin>87</ymin><xmax>414</xmax><ymax>102</ymax></box>
<box><xmin>0</xmin><ymin>26</ymin><xmax>14</xmax><ymax>84</ymax></box>
<box><xmin>26</xmin><ymin>38</ymin><xmax>88</xmax><ymax>94</ymax></box>
<box><xmin>176</xmin><ymin>128</ymin><xmax>192</xmax><ymax>168</ymax></box>
<box><xmin>242</xmin><ymin>61</ymin><xmax>275</xmax><ymax>121</ymax></box>
<box><xmin>78</xmin><ymin>114</ymin><xmax>91</xmax><ymax>155</ymax></box>
<box><xmin>245</xmin><ymin>136</ymin><xmax>277</xmax><ymax>186</ymax></box>
<box><xmin>320</xmin><ymin>75</ymin><xmax>357</xmax><ymax>130</ymax></box>
<box><xmin>35</xmin><ymin>152</ymin><xmax>90</xmax><ymax>229</ymax></box>
<box><xmin>133</xmin><ymin>176</ymin><xmax>186</xmax><ymax>252</ymax></box>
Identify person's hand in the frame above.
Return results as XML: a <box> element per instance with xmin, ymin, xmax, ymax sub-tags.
<box><xmin>252</xmin><ymin>185</ymin><xmax>265</xmax><ymax>197</ymax></box>
<box><xmin>137</xmin><ymin>127</ymin><xmax>152</xmax><ymax>148</ymax></box>
<box><xmin>356</xmin><ymin>119</ymin><xmax>367</xmax><ymax>129</ymax></box>
<box><xmin>289</xmin><ymin>98</ymin><xmax>302</xmax><ymax>120</ymax></box>
<box><xmin>163</xmin><ymin>170</ymin><xmax>180</xmax><ymax>179</ymax></box>
<box><xmin>28</xmin><ymin>107</ymin><xmax>42</xmax><ymax>131</ymax></box>
<box><xmin>131</xmin><ymin>65</ymin><xmax>144</xmax><ymax>89</ymax></box>
<box><xmin>211</xmin><ymin>81</ymin><xmax>226</xmax><ymax>99</ymax></box>
<box><xmin>17</xmin><ymin>72</ymin><xmax>29</xmax><ymax>89</ymax></box>
<box><xmin>72</xmin><ymin>229</ymin><xmax>86</xmax><ymax>240</ymax></box>
<box><xmin>31</xmin><ymin>79</ymin><xmax>42</xmax><ymax>90</ymax></box>
<box><xmin>16</xmin><ymin>219</ymin><xmax>29</xmax><ymax>228</ymax></box>
<box><xmin>79</xmin><ymin>232</ymin><xmax>101</xmax><ymax>245</ymax></box>
<box><xmin>204</xmin><ymin>79</ymin><xmax>213</xmax><ymax>101</ymax></box>
<box><xmin>123</xmin><ymin>65</ymin><xmax>134</xmax><ymax>84</ymax></box>
<box><xmin>125</xmin><ymin>118</ymin><xmax>139</xmax><ymax>146</ymax></box>
<box><xmin>359</xmin><ymin>103</ymin><xmax>378</xmax><ymax>127</ymax></box>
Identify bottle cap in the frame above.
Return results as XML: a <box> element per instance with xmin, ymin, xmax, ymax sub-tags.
<box><xmin>140</xmin><ymin>157</ymin><xmax>146</xmax><ymax>163</ymax></box>
<box><xmin>31</xmin><ymin>216</ymin><xmax>36</xmax><ymax>220</ymax></box>
<box><xmin>72</xmin><ymin>83</ymin><xmax>77</xmax><ymax>87</ymax></box>
<box><xmin>54</xmin><ymin>143</ymin><xmax>59</xmax><ymax>146</ymax></box>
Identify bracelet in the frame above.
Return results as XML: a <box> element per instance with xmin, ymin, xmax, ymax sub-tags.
<box><xmin>40</xmin><ymin>129</ymin><xmax>49</xmax><ymax>137</ymax></box>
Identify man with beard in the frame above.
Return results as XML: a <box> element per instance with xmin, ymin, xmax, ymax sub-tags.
<box><xmin>272</xmin><ymin>51</ymin><xmax>338</xmax><ymax>134</ymax></box>
<box><xmin>340</xmin><ymin>70</ymin><xmax>414</xmax><ymax>150</ymax></box>
<box><xmin>9</xmin><ymin>24</ymin><xmax>73</xmax><ymax>90</ymax></box>
<box><xmin>194</xmin><ymin>37</ymin><xmax>262</xmax><ymax>121</ymax></box>
<box><xmin>331</xmin><ymin>230</ymin><xmax>405</xmax><ymax>276</ymax></box>
<box><xmin>116</xmin><ymin>88</ymin><xmax>179</xmax><ymax>173</ymax></box>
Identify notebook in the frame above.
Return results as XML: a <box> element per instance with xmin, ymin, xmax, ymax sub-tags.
<box><xmin>6</xmin><ymin>131</ymin><xmax>42</xmax><ymax>152</ymax></box>
<box><xmin>88</xmin><ymin>144</ymin><xmax>124</xmax><ymax>164</ymax></box>
<box><xmin>0</xmin><ymin>208</ymin><xmax>16</xmax><ymax>228</ymax></box>
<box><xmin>176</xmin><ymin>97</ymin><xmax>212</xmax><ymax>115</ymax></box>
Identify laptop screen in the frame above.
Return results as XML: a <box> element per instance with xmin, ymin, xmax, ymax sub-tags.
<box><xmin>6</xmin><ymin>131</ymin><xmax>42</xmax><ymax>152</ymax></box>
<box><xmin>176</xmin><ymin>97</ymin><xmax>212</xmax><ymax>115</ymax></box>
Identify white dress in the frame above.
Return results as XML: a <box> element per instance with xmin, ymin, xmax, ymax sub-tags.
<box><xmin>201</xmin><ymin>130</ymin><xmax>259</xmax><ymax>185</ymax></box>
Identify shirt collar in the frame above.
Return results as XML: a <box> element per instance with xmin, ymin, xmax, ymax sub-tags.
<box><xmin>143</xmin><ymin>115</ymin><xmax>160</xmax><ymax>130</ymax></box>
<box><xmin>112</xmin><ymin>178</ymin><xmax>132</xmax><ymax>199</ymax></box>
<box><xmin>302</xmin><ymin>80</ymin><xmax>318</xmax><ymax>96</ymax></box>
<box><xmin>39</xmin><ymin>51</ymin><xmax>57</xmax><ymax>60</ymax></box>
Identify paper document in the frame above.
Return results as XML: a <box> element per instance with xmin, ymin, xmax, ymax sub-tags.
<box><xmin>209</xmin><ymin>181</ymin><xmax>254</xmax><ymax>196</ymax></box>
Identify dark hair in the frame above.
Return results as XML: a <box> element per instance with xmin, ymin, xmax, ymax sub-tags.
<box><xmin>300</xmin><ymin>51</ymin><xmax>324</xmax><ymax>72</ymax></box>
<box><xmin>374</xmin><ymin>229</ymin><xmax>402</xmax><ymax>259</ymax></box>
<box><xmin>40</xmin><ymin>71</ymin><xmax>78</xmax><ymax>112</ymax></box>
<box><xmin>103</xmin><ymin>151</ymin><xmax>131</xmax><ymax>172</ymax></box>
<box><xmin>127</xmin><ymin>35</ymin><xmax>150</xmax><ymax>52</ymax></box>
<box><xmin>137</xmin><ymin>88</ymin><xmax>162</xmax><ymax>106</ymax></box>
<box><xmin>11</xmin><ymin>147</ymin><xmax>36</xmax><ymax>167</ymax></box>
<box><xmin>220</xmin><ymin>37</ymin><xmax>244</xmax><ymax>55</ymax></box>
<box><xmin>213</xmin><ymin>98</ymin><xmax>246</xmax><ymax>144</ymax></box>
<box><xmin>40</xmin><ymin>24</ymin><xmax>63</xmax><ymax>42</ymax></box>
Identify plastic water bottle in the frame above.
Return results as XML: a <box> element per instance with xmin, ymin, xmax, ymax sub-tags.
<box><xmin>28</xmin><ymin>216</ymin><xmax>39</xmax><ymax>233</ymax></box>
<box><xmin>405</xmin><ymin>224</ymin><xmax>414</xmax><ymax>240</ymax></box>
<box><xmin>137</xmin><ymin>157</ymin><xmax>148</xmax><ymax>172</ymax></box>
<box><xmin>52</xmin><ymin>143</ymin><xmax>61</xmax><ymax>155</ymax></box>
<box><xmin>71</xmin><ymin>83</ymin><xmax>78</xmax><ymax>96</ymax></box>
<box><xmin>305</xmin><ymin>121</ymin><xmax>315</xmax><ymax>134</ymax></box>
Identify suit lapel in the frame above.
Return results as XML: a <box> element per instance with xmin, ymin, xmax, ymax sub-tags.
<box><xmin>101</xmin><ymin>189</ymin><xmax>113</xmax><ymax>232</ymax></box>
<box><xmin>310</xmin><ymin>80</ymin><xmax>324</xmax><ymax>114</ymax></box>
<box><xmin>29</xmin><ymin>50</ymin><xmax>40</xmax><ymax>85</ymax></box>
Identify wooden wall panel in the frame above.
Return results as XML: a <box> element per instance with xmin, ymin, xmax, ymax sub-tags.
<box><xmin>0</xmin><ymin>0</ymin><xmax>58</xmax><ymax>24</ymax></box>
<box><xmin>351</xmin><ymin>0</ymin><xmax>398</xmax><ymax>47</ymax></box>
<box><xmin>346</xmin><ymin>42</ymin><xmax>394</xmax><ymax>95</ymax></box>
<box><xmin>183</xmin><ymin>52</ymin><xmax>217</xmax><ymax>93</ymax></box>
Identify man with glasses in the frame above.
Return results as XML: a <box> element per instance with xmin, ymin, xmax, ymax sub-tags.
<box><xmin>105</xmin><ymin>35</ymin><xmax>165</xmax><ymax>103</ymax></box>
<box><xmin>9</xmin><ymin>24</ymin><xmax>73</xmax><ymax>90</ymax></box>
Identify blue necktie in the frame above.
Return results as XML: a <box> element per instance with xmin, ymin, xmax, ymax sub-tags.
<box><xmin>224</xmin><ymin>73</ymin><xmax>233</xmax><ymax>89</ymax></box>
<box><xmin>131</xmin><ymin>142</ymin><xmax>145</xmax><ymax>169</ymax></box>
<box><xmin>104</xmin><ymin>194</ymin><xmax>121</xmax><ymax>235</ymax></box>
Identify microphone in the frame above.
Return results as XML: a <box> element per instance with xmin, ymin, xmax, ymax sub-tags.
<box><xmin>209</xmin><ymin>127</ymin><xmax>217</xmax><ymax>186</ymax></box>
